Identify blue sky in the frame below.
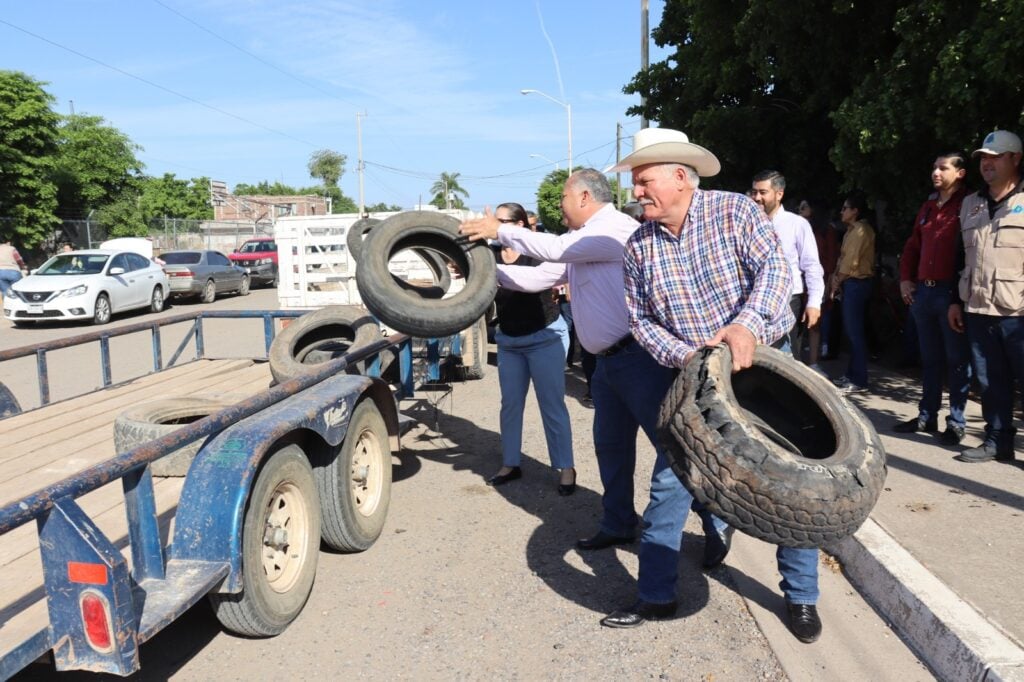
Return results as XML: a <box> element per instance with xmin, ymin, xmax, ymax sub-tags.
<box><xmin>1</xmin><ymin>1</ymin><xmax>669</xmax><ymax>213</ymax></box>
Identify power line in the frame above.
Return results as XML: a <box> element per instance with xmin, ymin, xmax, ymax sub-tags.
<box><xmin>0</xmin><ymin>17</ymin><xmax>320</xmax><ymax>148</ymax></box>
<box><xmin>151</xmin><ymin>0</ymin><xmax>363</xmax><ymax>112</ymax></box>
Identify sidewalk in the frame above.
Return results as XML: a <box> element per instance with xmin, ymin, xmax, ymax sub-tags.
<box><xmin>813</xmin><ymin>358</ymin><xmax>1024</xmax><ymax>680</ymax></box>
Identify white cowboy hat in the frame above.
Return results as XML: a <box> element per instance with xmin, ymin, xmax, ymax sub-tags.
<box><xmin>605</xmin><ymin>128</ymin><xmax>721</xmax><ymax>177</ymax></box>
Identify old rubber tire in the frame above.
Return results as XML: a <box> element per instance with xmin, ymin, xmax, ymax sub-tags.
<box><xmin>210</xmin><ymin>444</ymin><xmax>320</xmax><ymax>636</ymax></box>
<box><xmin>114</xmin><ymin>397</ymin><xmax>235</xmax><ymax>476</ymax></box>
<box><xmin>313</xmin><ymin>399</ymin><xmax>391</xmax><ymax>551</ymax></box>
<box><xmin>356</xmin><ymin>211</ymin><xmax>496</xmax><ymax>337</ymax></box>
<box><xmin>268</xmin><ymin>306</ymin><xmax>382</xmax><ymax>384</ymax></box>
<box><xmin>93</xmin><ymin>293</ymin><xmax>111</xmax><ymax>325</ymax></box>
<box><xmin>150</xmin><ymin>286</ymin><xmax>165</xmax><ymax>313</ymax></box>
<box><xmin>347</xmin><ymin>216</ymin><xmax>452</xmax><ymax>294</ymax></box>
<box><xmin>0</xmin><ymin>380</ymin><xmax>21</xmax><ymax>419</ymax></box>
<box><xmin>201</xmin><ymin>279</ymin><xmax>216</xmax><ymax>304</ymax></box>
<box><xmin>658</xmin><ymin>344</ymin><xmax>886</xmax><ymax>548</ymax></box>
<box><xmin>455</xmin><ymin>316</ymin><xmax>488</xmax><ymax>380</ymax></box>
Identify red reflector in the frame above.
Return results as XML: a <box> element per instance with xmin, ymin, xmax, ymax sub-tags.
<box><xmin>168</xmin><ymin>270</ymin><xmax>193</xmax><ymax>277</ymax></box>
<box><xmin>68</xmin><ymin>561</ymin><xmax>108</xmax><ymax>585</ymax></box>
<box><xmin>80</xmin><ymin>592</ymin><xmax>114</xmax><ymax>652</ymax></box>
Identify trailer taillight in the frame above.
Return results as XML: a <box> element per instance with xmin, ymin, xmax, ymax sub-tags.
<box><xmin>79</xmin><ymin>590</ymin><xmax>115</xmax><ymax>653</ymax></box>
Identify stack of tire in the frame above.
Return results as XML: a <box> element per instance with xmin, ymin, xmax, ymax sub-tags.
<box><xmin>658</xmin><ymin>345</ymin><xmax>887</xmax><ymax>548</ymax></box>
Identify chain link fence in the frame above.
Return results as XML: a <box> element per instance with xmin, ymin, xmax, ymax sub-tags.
<box><xmin>54</xmin><ymin>218</ymin><xmax>274</xmax><ymax>256</ymax></box>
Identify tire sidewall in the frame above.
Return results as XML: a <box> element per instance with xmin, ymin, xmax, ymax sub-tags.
<box><xmin>268</xmin><ymin>306</ymin><xmax>381</xmax><ymax>384</ymax></box>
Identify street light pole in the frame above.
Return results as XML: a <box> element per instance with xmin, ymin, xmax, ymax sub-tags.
<box><xmin>521</xmin><ymin>89</ymin><xmax>572</xmax><ymax>173</ymax></box>
<box><xmin>529</xmin><ymin>153</ymin><xmax>560</xmax><ymax>171</ymax></box>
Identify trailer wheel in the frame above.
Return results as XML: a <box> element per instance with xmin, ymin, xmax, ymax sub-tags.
<box><xmin>356</xmin><ymin>211</ymin><xmax>497</xmax><ymax>337</ymax></box>
<box><xmin>210</xmin><ymin>444</ymin><xmax>320</xmax><ymax>637</ymax></box>
<box><xmin>114</xmin><ymin>397</ymin><xmax>234</xmax><ymax>476</ymax></box>
<box><xmin>314</xmin><ymin>399</ymin><xmax>391</xmax><ymax>552</ymax></box>
<box><xmin>455</xmin><ymin>316</ymin><xmax>488</xmax><ymax>380</ymax></box>
<box><xmin>347</xmin><ymin>216</ymin><xmax>452</xmax><ymax>294</ymax></box>
<box><xmin>269</xmin><ymin>306</ymin><xmax>382</xmax><ymax>384</ymax></box>
<box><xmin>658</xmin><ymin>344</ymin><xmax>886</xmax><ymax>548</ymax></box>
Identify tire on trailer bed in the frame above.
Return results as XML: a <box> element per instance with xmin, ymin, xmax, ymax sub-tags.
<box><xmin>209</xmin><ymin>443</ymin><xmax>321</xmax><ymax>637</ymax></box>
<box><xmin>355</xmin><ymin>211</ymin><xmax>496</xmax><ymax>338</ymax></box>
<box><xmin>455</xmin><ymin>315</ymin><xmax>488</xmax><ymax>380</ymax></box>
<box><xmin>312</xmin><ymin>398</ymin><xmax>392</xmax><ymax>552</ymax></box>
<box><xmin>113</xmin><ymin>397</ymin><xmax>235</xmax><ymax>476</ymax></box>
<box><xmin>658</xmin><ymin>344</ymin><xmax>886</xmax><ymax>548</ymax></box>
<box><xmin>268</xmin><ymin>305</ymin><xmax>382</xmax><ymax>384</ymax></box>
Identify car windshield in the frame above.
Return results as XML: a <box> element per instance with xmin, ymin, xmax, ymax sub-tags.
<box><xmin>161</xmin><ymin>252</ymin><xmax>202</xmax><ymax>265</ymax></box>
<box><xmin>239</xmin><ymin>241</ymin><xmax>274</xmax><ymax>253</ymax></box>
<box><xmin>36</xmin><ymin>254</ymin><xmax>109</xmax><ymax>275</ymax></box>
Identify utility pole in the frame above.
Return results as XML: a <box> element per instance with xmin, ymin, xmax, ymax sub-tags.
<box><xmin>356</xmin><ymin>112</ymin><xmax>367</xmax><ymax>216</ymax></box>
<box><xmin>640</xmin><ymin>0</ymin><xmax>649</xmax><ymax>129</ymax></box>
<box><xmin>616</xmin><ymin>122</ymin><xmax>624</xmax><ymax>207</ymax></box>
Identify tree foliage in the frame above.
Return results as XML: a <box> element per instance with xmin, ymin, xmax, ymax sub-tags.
<box><xmin>307</xmin><ymin>149</ymin><xmax>346</xmax><ymax>188</ymax></box>
<box><xmin>429</xmin><ymin>172</ymin><xmax>468</xmax><ymax>209</ymax></box>
<box><xmin>536</xmin><ymin>168</ymin><xmax>570</xmax><ymax>234</ymax></box>
<box><xmin>0</xmin><ymin>71</ymin><xmax>60</xmax><ymax>246</ymax></box>
<box><xmin>53</xmin><ymin>114</ymin><xmax>144</xmax><ymax>218</ymax></box>
<box><xmin>138</xmin><ymin>174</ymin><xmax>212</xmax><ymax>222</ymax></box>
<box><xmin>624</xmin><ymin>0</ymin><xmax>1024</xmax><ymax>249</ymax></box>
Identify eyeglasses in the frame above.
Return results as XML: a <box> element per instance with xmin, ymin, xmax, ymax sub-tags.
<box><xmin>496</xmin><ymin>218</ymin><xmax>518</xmax><ymax>224</ymax></box>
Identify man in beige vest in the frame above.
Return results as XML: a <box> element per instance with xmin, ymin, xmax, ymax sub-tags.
<box><xmin>948</xmin><ymin>130</ymin><xmax>1023</xmax><ymax>463</ymax></box>
<box><xmin>0</xmin><ymin>239</ymin><xmax>27</xmax><ymax>300</ymax></box>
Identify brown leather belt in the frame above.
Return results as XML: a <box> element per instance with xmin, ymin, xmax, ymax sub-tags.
<box><xmin>598</xmin><ymin>334</ymin><xmax>634</xmax><ymax>357</ymax></box>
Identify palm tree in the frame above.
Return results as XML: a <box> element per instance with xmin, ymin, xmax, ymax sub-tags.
<box><xmin>429</xmin><ymin>172</ymin><xmax>469</xmax><ymax>209</ymax></box>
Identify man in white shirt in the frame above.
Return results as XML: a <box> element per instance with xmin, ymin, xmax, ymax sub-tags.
<box><xmin>751</xmin><ymin>170</ymin><xmax>824</xmax><ymax>366</ymax></box>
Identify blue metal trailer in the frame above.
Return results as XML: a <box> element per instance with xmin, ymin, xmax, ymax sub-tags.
<box><xmin>0</xmin><ymin>310</ymin><xmax>462</xmax><ymax>678</ymax></box>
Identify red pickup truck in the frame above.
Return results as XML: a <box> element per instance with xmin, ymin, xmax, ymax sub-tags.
<box><xmin>227</xmin><ymin>236</ymin><xmax>278</xmax><ymax>287</ymax></box>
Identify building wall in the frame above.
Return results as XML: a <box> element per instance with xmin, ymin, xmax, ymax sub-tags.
<box><xmin>213</xmin><ymin>194</ymin><xmax>329</xmax><ymax>221</ymax></box>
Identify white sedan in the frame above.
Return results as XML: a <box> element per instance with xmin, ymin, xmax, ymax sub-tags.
<box><xmin>3</xmin><ymin>249</ymin><xmax>170</xmax><ymax>326</ymax></box>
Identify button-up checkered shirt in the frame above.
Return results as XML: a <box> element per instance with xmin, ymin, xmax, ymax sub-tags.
<box><xmin>623</xmin><ymin>189</ymin><xmax>794</xmax><ymax>368</ymax></box>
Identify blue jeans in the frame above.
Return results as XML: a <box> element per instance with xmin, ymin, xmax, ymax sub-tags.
<box><xmin>841</xmin><ymin>277</ymin><xmax>872</xmax><ymax>387</ymax></box>
<box><xmin>966</xmin><ymin>313</ymin><xmax>1023</xmax><ymax>446</ymax></box>
<box><xmin>0</xmin><ymin>269</ymin><xmax>21</xmax><ymax>297</ymax></box>
<box><xmin>910</xmin><ymin>284</ymin><xmax>971</xmax><ymax>427</ymax></box>
<box><xmin>590</xmin><ymin>339</ymin><xmax>725</xmax><ymax>603</ymax></box>
<box><xmin>496</xmin><ymin>316</ymin><xmax>573</xmax><ymax>469</ymax></box>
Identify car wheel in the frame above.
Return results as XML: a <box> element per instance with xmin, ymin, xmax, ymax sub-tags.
<box><xmin>150</xmin><ymin>286</ymin><xmax>165</xmax><ymax>313</ymax></box>
<box><xmin>93</xmin><ymin>294</ymin><xmax>112</xmax><ymax>325</ymax></box>
<box><xmin>238</xmin><ymin>275</ymin><xmax>251</xmax><ymax>296</ymax></box>
<box><xmin>201</xmin><ymin>279</ymin><xmax>216</xmax><ymax>304</ymax></box>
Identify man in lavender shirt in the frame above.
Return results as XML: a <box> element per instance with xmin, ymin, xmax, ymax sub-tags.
<box><xmin>751</xmin><ymin>170</ymin><xmax>824</xmax><ymax>367</ymax></box>
<box><xmin>459</xmin><ymin>170</ymin><xmax>729</xmax><ymax>621</ymax></box>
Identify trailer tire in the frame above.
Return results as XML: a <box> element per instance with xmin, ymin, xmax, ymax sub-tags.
<box><xmin>313</xmin><ymin>399</ymin><xmax>391</xmax><ymax>552</ymax></box>
<box><xmin>658</xmin><ymin>344</ymin><xmax>886</xmax><ymax>548</ymax></box>
<box><xmin>356</xmin><ymin>211</ymin><xmax>497</xmax><ymax>337</ymax></box>
<box><xmin>455</xmin><ymin>316</ymin><xmax>488</xmax><ymax>380</ymax></box>
<box><xmin>114</xmin><ymin>397</ymin><xmax>235</xmax><ymax>476</ymax></box>
<box><xmin>210</xmin><ymin>443</ymin><xmax>320</xmax><ymax>637</ymax></box>
<box><xmin>347</xmin><ymin>216</ymin><xmax>452</xmax><ymax>295</ymax></box>
<box><xmin>269</xmin><ymin>306</ymin><xmax>382</xmax><ymax>384</ymax></box>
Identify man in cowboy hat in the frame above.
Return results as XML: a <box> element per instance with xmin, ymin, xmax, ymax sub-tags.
<box><xmin>608</xmin><ymin>127</ymin><xmax>824</xmax><ymax>643</ymax></box>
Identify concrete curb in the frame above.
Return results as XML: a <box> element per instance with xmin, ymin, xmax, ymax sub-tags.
<box><xmin>831</xmin><ymin>518</ymin><xmax>1024</xmax><ymax>681</ymax></box>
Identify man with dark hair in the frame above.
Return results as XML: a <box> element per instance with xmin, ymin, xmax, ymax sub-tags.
<box><xmin>895</xmin><ymin>154</ymin><xmax>972</xmax><ymax>444</ymax></box>
<box><xmin>751</xmin><ymin>170</ymin><xmax>823</xmax><ymax>364</ymax></box>
<box><xmin>949</xmin><ymin>130</ymin><xmax>1024</xmax><ymax>463</ymax></box>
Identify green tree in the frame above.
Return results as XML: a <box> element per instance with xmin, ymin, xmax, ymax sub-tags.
<box><xmin>233</xmin><ymin>180</ymin><xmax>300</xmax><ymax>195</ymax></box>
<box><xmin>365</xmin><ymin>201</ymin><xmax>403</xmax><ymax>212</ymax></box>
<box><xmin>536</xmin><ymin>168</ymin><xmax>570</xmax><ymax>234</ymax></box>
<box><xmin>0</xmin><ymin>71</ymin><xmax>60</xmax><ymax>246</ymax></box>
<box><xmin>138</xmin><ymin>174</ymin><xmax>212</xmax><ymax>222</ymax></box>
<box><xmin>307</xmin><ymin>149</ymin><xmax>346</xmax><ymax>188</ymax></box>
<box><xmin>429</xmin><ymin>172</ymin><xmax>468</xmax><ymax>209</ymax></box>
<box><xmin>53</xmin><ymin>114</ymin><xmax>144</xmax><ymax>218</ymax></box>
<box><xmin>96</xmin><ymin>192</ymin><xmax>147</xmax><ymax>238</ymax></box>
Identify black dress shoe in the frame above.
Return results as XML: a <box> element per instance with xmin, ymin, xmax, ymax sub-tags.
<box><xmin>941</xmin><ymin>424</ymin><xmax>966</xmax><ymax>445</ymax></box>
<box><xmin>601</xmin><ymin>600</ymin><xmax>678</xmax><ymax>628</ymax></box>
<box><xmin>702</xmin><ymin>526</ymin><xmax>735</xmax><ymax>569</ymax></box>
<box><xmin>576</xmin><ymin>530</ymin><xmax>634</xmax><ymax>551</ymax></box>
<box><xmin>557</xmin><ymin>468</ymin><xmax>576</xmax><ymax>496</ymax></box>
<box><xmin>893</xmin><ymin>417</ymin><xmax>938</xmax><ymax>434</ymax></box>
<box><xmin>956</xmin><ymin>442</ymin><xmax>1015</xmax><ymax>463</ymax></box>
<box><xmin>786</xmin><ymin>603</ymin><xmax>822</xmax><ymax>643</ymax></box>
<box><xmin>485</xmin><ymin>467</ymin><xmax>521</xmax><ymax>486</ymax></box>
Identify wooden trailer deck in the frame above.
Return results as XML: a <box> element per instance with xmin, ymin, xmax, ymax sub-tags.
<box><xmin>0</xmin><ymin>358</ymin><xmax>273</xmax><ymax>666</ymax></box>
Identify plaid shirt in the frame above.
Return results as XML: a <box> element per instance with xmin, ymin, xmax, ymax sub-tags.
<box><xmin>623</xmin><ymin>189</ymin><xmax>794</xmax><ymax>368</ymax></box>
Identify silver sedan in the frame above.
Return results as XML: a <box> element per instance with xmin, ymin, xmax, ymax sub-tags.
<box><xmin>160</xmin><ymin>250</ymin><xmax>250</xmax><ymax>303</ymax></box>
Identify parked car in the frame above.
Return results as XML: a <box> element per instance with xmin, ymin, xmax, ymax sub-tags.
<box><xmin>161</xmin><ymin>250</ymin><xmax>250</xmax><ymax>303</ymax></box>
<box><xmin>227</xmin><ymin>237</ymin><xmax>278</xmax><ymax>287</ymax></box>
<box><xmin>3</xmin><ymin>249</ymin><xmax>169</xmax><ymax>326</ymax></box>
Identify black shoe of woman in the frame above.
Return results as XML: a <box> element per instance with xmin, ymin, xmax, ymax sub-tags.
<box><xmin>557</xmin><ymin>468</ymin><xmax>576</xmax><ymax>496</ymax></box>
<box><xmin>486</xmin><ymin>467</ymin><xmax>521</xmax><ymax>486</ymax></box>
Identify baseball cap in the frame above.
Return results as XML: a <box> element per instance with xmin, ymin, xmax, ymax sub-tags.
<box><xmin>972</xmin><ymin>130</ymin><xmax>1022</xmax><ymax>157</ymax></box>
